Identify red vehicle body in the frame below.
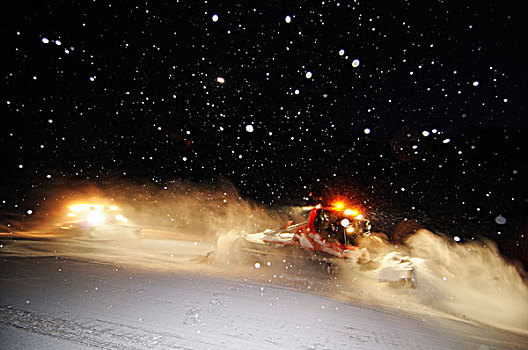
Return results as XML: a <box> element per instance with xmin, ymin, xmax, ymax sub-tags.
<box><xmin>215</xmin><ymin>201</ymin><xmax>415</xmax><ymax>285</ymax></box>
<box><xmin>244</xmin><ymin>202</ymin><xmax>372</xmax><ymax>260</ymax></box>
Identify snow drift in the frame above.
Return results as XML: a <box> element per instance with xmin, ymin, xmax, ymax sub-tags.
<box><xmin>336</xmin><ymin>229</ymin><xmax>528</xmax><ymax>333</ymax></box>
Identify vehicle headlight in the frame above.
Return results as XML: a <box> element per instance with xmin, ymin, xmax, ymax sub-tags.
<box><xmin>86</xmin><ymin>211</ymin><xmax>106</xmax><ymax>225</ymax></box>
<box><xmin>344</xmin><ymin>209</ymin><xmax>358</xmax><ymax>216</ymax></box>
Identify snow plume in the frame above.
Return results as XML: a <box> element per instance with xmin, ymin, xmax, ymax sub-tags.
<box><xmin>108</xmin><ymin>179</ymin><xmax>285</xmax><ymax>241</ymax></box>
<box><xmin>0</xmin><ymin>178</ymin><xmax>294</xmax><ymax>271</ymax></box>
<box><xmin>12</xmin><ymin>177</ymin><xmax>283</xmax><ymax>241</ymax></box>
<box><xmin>406</xmin><ymin>230</ymin><xmax>528</xmax><ymax>332</ymax></box>
<box><xmin>340</xmin><ymin>229</ymin><xmax>528</xmax><ymax>333</ymax></box>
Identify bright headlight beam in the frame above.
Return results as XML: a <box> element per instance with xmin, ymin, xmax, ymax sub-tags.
<box><xmin>86</xmin><ymin>211</ymin><xmax>106</xmax><ymax>225</ymax></box>
<box><xmin>69</xmin><ymin>204</ymin><xmax>92</xmax><ymax>212</ymax></box>
<box><xmin>344</xmin><ymin>209</ymin><xmax>358</xmax><ymax>216</ymax></box>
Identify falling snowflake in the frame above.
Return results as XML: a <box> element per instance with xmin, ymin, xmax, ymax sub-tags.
<box><xmin>495</xmin><ymin>215</ymin><xmax>506</xmax><ymax>225</ymax></box>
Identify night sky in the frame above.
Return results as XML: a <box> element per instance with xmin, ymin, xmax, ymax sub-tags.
<box><xmin>2</xmin><ymin>1</ymin><xmax>527</xmax><ymax>262</ymax></box>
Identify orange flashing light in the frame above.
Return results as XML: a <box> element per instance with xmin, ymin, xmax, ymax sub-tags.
<box><xmin>332</xmin><ymin>201</ymin><xmax>345</xmax><ymax>211</ymax></box>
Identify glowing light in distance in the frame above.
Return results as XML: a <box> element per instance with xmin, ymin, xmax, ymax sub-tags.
<box><xmin>355</xmin><ymin>214</ymin><xmax>364</xmax><ymax>220</ymax></box>
<box><xmin>340</xmin><ymin>218</ymin><xmax>350</xmax><ymax>227</ymax></box>
<box><xmin>216</xmin><ymin>77</ymin><xmax>225</xmax><ymax>84</ymax></box>
<box><xmin>212</xmin><ymin>14</ymin><xmax>219</xmax><ymax>22</ymax></box>
<box><xmin>109</xmin><ymin>205</ymin><xmax>119</xmax><ymax>211</ymax></box>
<box><xmin>346</xmin><ymin>227</ymin><xmax>355</xmax><ymax>234</ymax></box>
<box><xmin>87</xmin><ymin>211</ymin><xmax>106</xmax><ymax>225</ymax></box>
<box><xmin>352</xmin><ymin>59</ymin><xmax>360</xmax><ymax>67</ymax></box>
<box><xmin>285</xmin><ymin>15</ymin><xmax>291</xmax><ymax>23</ymax></box>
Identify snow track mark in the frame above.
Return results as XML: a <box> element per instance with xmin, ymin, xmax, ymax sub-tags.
<box><xmin>0</xmin><ymin>305</ymin><xmax>194</xmax><ymax>350</ymax></box>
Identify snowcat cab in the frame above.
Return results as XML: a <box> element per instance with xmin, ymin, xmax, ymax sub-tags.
<box><xmin>280</xmin><ymin>202</ymin><xmax>372</xmax><ymax>259</ymax></box>
<box><xmin>310</xmin><ymin>204</ymin><xmax>371</xmax><ymax>247</ymax></box>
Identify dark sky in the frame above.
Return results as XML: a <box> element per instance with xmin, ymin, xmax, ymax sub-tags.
<box><xmin>2</xmin><ymin>1</ymin><xmax>527</xmax><ymax>251</ymax></box>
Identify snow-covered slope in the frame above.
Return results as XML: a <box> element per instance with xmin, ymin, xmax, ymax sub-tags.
<box><xmin>1</xmin><ymin>250</ymin><xmax>527</xmax><ymax>349</ymax></box>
